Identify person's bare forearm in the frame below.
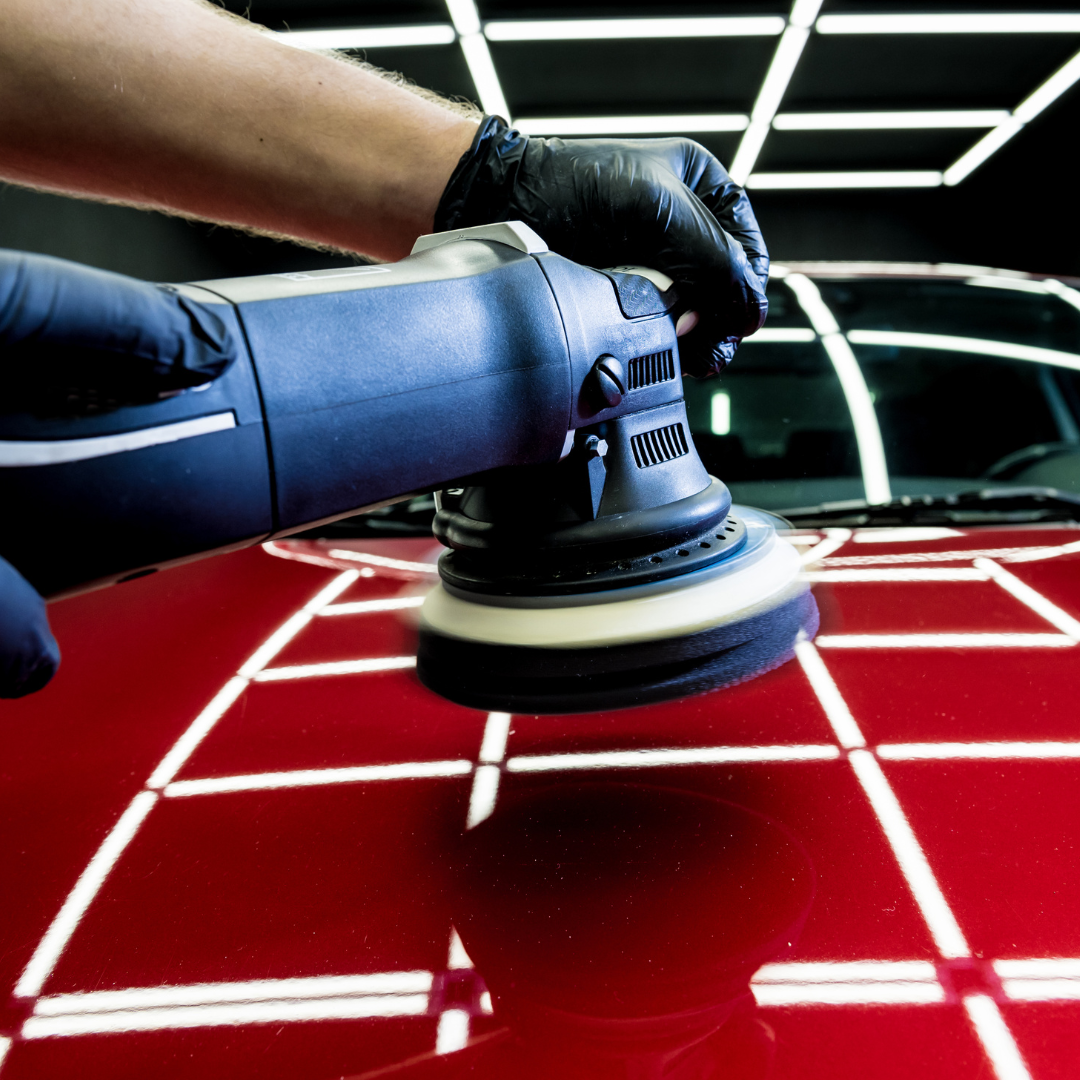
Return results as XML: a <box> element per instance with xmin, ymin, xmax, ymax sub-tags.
<box><xmin>0</xmin><ymin>0</ymin><xmax>479</xmax><ymax>260</ymax></box>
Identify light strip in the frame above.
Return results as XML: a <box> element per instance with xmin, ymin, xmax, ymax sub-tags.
<box><xmin>786</xmin><ymin>274</ymin><xmax>891</xmax><ymax>504</ymax></box>
<box><xmin>446</xmin><ymin>0</ymin><xmax>510</xmax><ymax>118</ymax></box>
<box><xmin>879</xmin><ymin>741</ymin><xmax>1080</xmax><ymax>761</ymax></box>
<box><xmin>773</xmin><ymin>110</ymin><xmax>1008</xmax><ymax>130</ymax></box>
<box><xmin>965</xmin><ymin>276</ymin><xmax>1052</xmax><ymax>295</ymax></box>
<box><xmin>997</xmin><ymin>958</ymin><xmax>1080</xmax><ymax>979</ymax></box>
<box><xmin>328</xmin><ymin>549</ymin><xmax>439</xmax><ymax>573</ymax></box>
<box><xmin>803</xmin><ymin>568</ymin><xmax>988</xmax><ymax>582</ymax></box>
<box><xmin>0</xmin><ymin>412</ymin><xmax>235</xmax><ymax>468</ymax></box>
<box><xmin>320</xmin><ymin>596</ymin><xmax>425</xmax><ymax>615</ymax></box>
<box><xmin>729</xmin><ymin>0</ymin><xmax>823</xmax><ymax>185</ymax></box>
<box><xmin>817</xmin><ymin>13</ymin><xmax>1080</xmax><ymax>34</ymax></box>
<box><xmin>436</xmin><ymin>1008</ymin><xmax>472</xmax><ymax>1054</ymax></box>
<box><xmin>505</xmin><ymin>744</ymin><xmax>840</xmax><ymax>773</ymax></box>
<box><xmin>35</xmin><ymin>972</ymin><xmax>432</xmax><ymax>1014</ymax></box>
<box><xmin>945</xmin><ymin>48</ymin><xmax>1080</xmax><ymax>186</ymax></box>
<box><xmin>749</xmin><ymin>171</ymin><xmax>943</xmax><ymax>189</ymax></box>
<box><xmin>253</xmin><ymin>656</ymin><xmax>416</xmax><ymax>681</ymax></box>
<box><xmin>794</xmin><ymin>638</ymin><xmax>866</xmax><ymax>749</ymax></box>
<box><xmin>847</xmin><ymin>329</ymin><xmax>1080</xmax><ymax>373</ymax></box>
<box><xmin>14</xmin><ymin>792</ymin><xmax>158</xmax><ymax>998</ymax></box>
<box><xmin>753</xmin><ymin>980</ymin><xmax>944</xmax><ymax>1006</ymax></box>
<box><xmin>822</xmin><ymin>541</ymin><xmax>1080</xmax><ymax>566</ymax></box>
<box><xmin>514</xmin><ymin>114</ymin><xmax>748</xmax><ymax>136</ymax></box>
<box><xmin>164</xmin><ymin>759</ymin><xmax>472</xmax><ymax>798</ymax></box>
<box><xmin>963</xmin><ymin>995</ymin><xmax>1034</xmax><ymax>1080</ymax></box>
<box><xmin>742</xmin><ymin>326</ymin><xmax>817</xmax><ymax>342</ymax></box>
<box><xmin>270</xmin><ymin>25</ymin><xmax>456</xmax><ymax>50</ymax></box>
<box><xmin>1043</xmin><ymin>278</ymin><xmax>1080</xmax><ymax>313</ymax></box>
<box><xmin>483</xmin><ymin>16</ymin><xmax>785</xmax><ymax>41</ymax></box>
<box><xmin>23</xmin><ymin>994</ymin><xmax>430</xmax><ymax>1038</ymax></box>
<box><xmin>755</xmin><ymin>959</ymin><xmax>939</xmax><ymax>983</ymax></box>
<box><xmin>1001</xmin><ymin>978</ymin><xmax>1080</xmax><ymax>1002</ymax></box>
<box><xmin>816</xmin><ymin>633</ymin><xmax>1074</xmax><ymax>648</ymax></box>
<box><xmin>848</xmin><ymin>749</ymin><xmax>971</xmax><ymax>957</ymax></box>
<box><xmin>976</xmin><ymin>558</ymin><xmax>1080</xmax><ymax>639</ymax></box>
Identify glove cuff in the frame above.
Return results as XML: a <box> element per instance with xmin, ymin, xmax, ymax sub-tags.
<box><xmin>434</xmin><ymin>115</ymin><xmax>527</xmax><ymax>232</ymax></box>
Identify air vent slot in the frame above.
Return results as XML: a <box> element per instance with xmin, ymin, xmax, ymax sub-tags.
<box><xmin>631</xmin><ymin>422</ymin><xmax>689</xmax><ymax>469</ymax></box>
<box><xmin>627</xmin><ymin>350</ymin><xmax>675</xmax><ymax>390</ymax></box>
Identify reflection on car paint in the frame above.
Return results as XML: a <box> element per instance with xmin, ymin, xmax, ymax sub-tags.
<box><xmin>4</xmin><ymin>528</ymin><xmax>1080</xmax><ymax>1077</ymax></box>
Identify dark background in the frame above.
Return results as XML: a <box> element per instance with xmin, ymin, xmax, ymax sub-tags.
<box><xmin>2</xmin><ymin>0</ymin><xmax>1077</xmax><ymax>282</ymax></box>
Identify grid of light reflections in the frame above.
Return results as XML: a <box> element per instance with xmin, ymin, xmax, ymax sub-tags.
<box><xmin>260</xmin><ymin>0</ymin><xmax>1080</xmax><ymax>190</ymax></box>
<box><xmin>12</xmin><ymin>529</ymin><xmax>1080</xmax><ymax>1078</ymax></box>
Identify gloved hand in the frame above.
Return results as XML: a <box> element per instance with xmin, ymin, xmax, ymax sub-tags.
<box><xmin>0</xmin><ymin>556</ymin><xmax>60</xmax><ymax>697</ymax></box>
<box><xmin>1</xmin><ymin>249</ymin><xmax>238</xmax><ymax>696</ymax></box>
<box><xmin>435</xmin><ymin>116</ymin><xmax>768</xmax><ymax>378</ymax></box>
<box><xmin>0</xmin><ymin>249</ymin><xmax>236</xmax><ymax>414</ymax></box>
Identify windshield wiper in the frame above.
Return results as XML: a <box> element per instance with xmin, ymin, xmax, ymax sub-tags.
<box><xmin>779</xmin><ymin>486</ymin><xmax>1080</xmax><ymax>527</ymax></box>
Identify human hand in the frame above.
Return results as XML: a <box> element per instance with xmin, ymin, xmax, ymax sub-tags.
<box><xmin>0</xmin><ymin>556</ymin><xmax>59</xmax><ymax>697</ymax></box>
<box><xmin>435</xmin><ymin>116</ymin><xmax>768</xmax><ymax>378</ymax></box>
<box><xmin>0</xmin><ymin>250</ymin><xmax>236</xmax><ymax>414</ymax></box>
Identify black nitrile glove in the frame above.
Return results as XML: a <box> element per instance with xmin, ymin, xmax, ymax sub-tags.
<box><xmin>0</xmin><ymin>249</ymin><xmax>238</xmax><ymax>696</ymax></box>
<box><xmin>436</xmin><ymin>116</ymin><xmax>769</xmax><ymax>378</ymax></box>
<box><xmin>0</xmin><ymin>249</ymin><xmax>236</xmax><ymax>414</ymax></box>
<box><xmin>0</xmin><ymin>556</ymin><xmax>60</xmax><ymax>697</ymax></box>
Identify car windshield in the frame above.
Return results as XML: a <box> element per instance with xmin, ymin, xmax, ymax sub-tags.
<box><xmin>684</xmin><ymin>272</ymin><xmax>1080</xmax><ymax>513</ymax></box>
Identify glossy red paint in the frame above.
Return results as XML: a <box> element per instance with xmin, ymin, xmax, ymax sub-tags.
<box><xmin>2</xmin><ymin>526</ymin><xmax>1080</xmax><ymax>1079</ymax></box>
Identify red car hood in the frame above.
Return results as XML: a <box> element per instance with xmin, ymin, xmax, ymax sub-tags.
<box><xmin>2</xmin><ymin>524</ymin><xmax>1080</xmax><ymax>1079</ymax></box>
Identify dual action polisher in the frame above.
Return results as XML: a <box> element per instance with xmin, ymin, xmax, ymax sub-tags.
<box><xmin>0</xmin><ymin>223</ymin><xmax>816</xmax><ymax>712</ymax></box>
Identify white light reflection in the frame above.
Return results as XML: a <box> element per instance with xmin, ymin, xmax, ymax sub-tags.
<box><xmin>816</xmin><ymin>633</ymin><xmax>1074</xmax><ymax>649</ymax></box>
<box><xmin>14</xmin><ymin>792</ymin><xmax>158</xmax><ymax>999</ymax></box>
<box><xmin>996</xmin><ymin>958</ymin><xmax>1080</xmax><ymax>1001</ymax></box>
<box><xmin>436</xmin><ymin>1009</ymin><xmax>472</xmax><ymax>1054</ymax></box>
<box><xmin>879</xmin><ymin>742</ymin><xmax>1080</xmax><ymax>761</ymax></box>
<box><xmin>164</xmin><ymin>760</ymin><xmax>473</xmax><ymax>798</ymax></box>
<box><xmin>478</xmin><ymin>712</ymin><xmax>512</xmax><ymax>764</ymax></box>
<box><xmin>24</xmin><ymin>995</ymin><xmax>430</xmax><ymax>1039</ymax></box>
<box><xmin>794</xmin><ymin>638</ymin><xmax>865</xmax><ymax>749</ymax></box>
<box><xmin>786</xmin><ymin>274</ymin><xmax>891</xmax><ymax>504</ymax></box>
<box><xmin>820</xmin><ymin>540</ymin><xmax>1080</xmax><ymax>566</ymax></box>
<box><xmin>710</xmin><ymin>392</ymin><xmax>731</xmax><ymax>435</ymax></box>
<box><xmin>320</xmin><ymin>596</ymin><xmax>425</xmax><ymax>615</ymax></box>
<box><xmin>742</xmin><ymin>327</ymin><xmax>817</xmax><ymax>342</ymax></box>
<box><xmin>328</xmin><ymin>549</ymin><xmax>439</xmax><ymax>573</ymax></box>
<box><xmin>465</xmin><ymin>765</ymin><xmax>501</xmax><ymax>829</ymax></box>
<box><xmin>975</xmin><ymin>559</ymin><xmax>1080</xmax><ymax>640</ymax></box>
<box><xmin>803</xmin><ymin>568</ymin><xmax>987</xmax><ymax>582</ymax></box>
<box><xmin>853</xmin><ymin>527</ymin><xmax>964</xmax><ymax>543</ymax></box>
<box><xmin>847</xmin><ymin>750</ymin><xmax>971</xmax><ymax>958</ymax></box>
<box><xmin>506</xmin><ymin>745</ymin><xmax>839</xmax><ymax>773</ymax></box>
<box><xmin>254</xmin><ymin>656</ymin><xmax>416</xmax><ymax>681</ymax></box>
<box><xmin>752</xmin><ymin>961</ymin><xmax>943</xmax><ymax>1006</ymax></box>
<box><xmin>483</xmin><ymin>16</ymin><xmax>785</xmax><ymax>41</ymax></box>
<box><xmin>753</xmin><ymin>980</ymin><xmax>944</xmax><ymax>1006</ymax></box>
<box><xmin>963</xmin><ymin>995</ymin><xmax>1033</xmax><ymax>1080</ymax></box>
<box><xmin>36</xmin><ymin>972</ymin><xmax>432</xmax><ymax>1015</ymax></box>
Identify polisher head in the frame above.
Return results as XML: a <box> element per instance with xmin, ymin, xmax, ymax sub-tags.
<box><xmin>417</xmin><ymin>506</ymin><xmax>817</xmax><ymax>713</ymax></box>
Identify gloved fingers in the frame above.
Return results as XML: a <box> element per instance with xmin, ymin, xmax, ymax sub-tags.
<box><xmin>0</xmin><ymin>249</ymin><xmax>236</xmax><ymax>411</ymax></box>
<box><xmin>632</xmin><ymin>137</ymin><xmax>768</xmax><ymax>286</ymax></box>
<box><xmin>0</xmin><ymin>556</ymin><xmax>60</xmax><ymax>698</ymax></box>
